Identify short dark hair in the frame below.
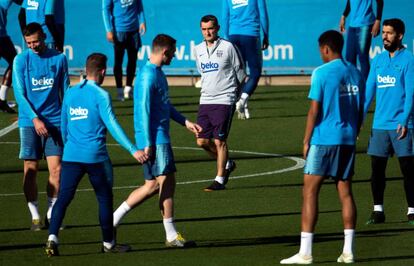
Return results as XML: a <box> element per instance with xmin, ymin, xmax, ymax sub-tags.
<box><xmin>152</xmin><ymin>34</ymin><xmax>176</xmax><ymax>52</ymax></box>
<box><xmin>383</xmin><ymin>18</ymin><xmax>405</xmax><ymax>35</ymax></box>
<box><xmin>86</xmin><ymin>53</ymin><xmax>107</xmax><ymax>75</ymax></box>
<box><xmin>23</xmin><ymin>22</ymin><xmax>44</xmax><ymax>37</ymax></box>
<box><xmin>318</xmin><ymin>30</ymin><xmax>344</xmax><ymax>54</ymax></box>
<box><xmin>200</xmin><ymin>14</ymin><xmax>219</xmax><ymax>27</ymax></box>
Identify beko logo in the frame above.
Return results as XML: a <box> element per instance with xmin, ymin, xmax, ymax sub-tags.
<box><xmin>27</xmin><ymin>0</ymin><xmax>39</xmax><ymax>10</ymax></box>
<box><xmin>377</xmin><ymin>75</ymin><xmax>396</xmax><ymax>88</ymax></box>
<box><xmin>340</xmin><ymin>83</ymin><xmax>359</xmax><ymax>97</ymax></box>
<box><xmin>232</xmin><ymin>0</ymin><xmax>248</xmax><ymax>9</ymax></box>
<box><xmin>201</xmin><ymin>62</ymin><xmax>219</xmax><ymax>73</ymax></box>
<box><xmin>31</xmin><ymin>77</ymin><xmax>54</xmax><ymax>91</ymax></box>
<box><xmin>70</xmin><ymin>107</ymin><xmax>89</xmax><ymax>120</ymax></box>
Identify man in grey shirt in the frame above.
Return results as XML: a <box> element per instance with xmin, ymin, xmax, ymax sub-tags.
<box><xmin>193</xmin><ymin>14</ymin><xmax>246</xmax><ymax>191</ymax></box>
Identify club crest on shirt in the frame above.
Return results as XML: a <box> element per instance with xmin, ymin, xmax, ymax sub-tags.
<box><xmin>216</xmin><ymin>50</ymin><xmax>223</xmax><ymax>58</ymax></box>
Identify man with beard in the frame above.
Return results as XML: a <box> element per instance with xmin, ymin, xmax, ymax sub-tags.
<box><xmin>364</xmin><ymin>18</ymin><xmax>414</xmax><ymax>225</ymax></box>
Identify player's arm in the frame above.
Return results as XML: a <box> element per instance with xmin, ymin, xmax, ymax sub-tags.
<box><xmin>137</xmin><ymin>0</ymin><xmax>146</xmax><ymax>35</ymax></box>
<box><xmin>339</xmin><ymin>0</ymin><xmax>350</xmax><ymax>33</ymax></box>
<box><xmin>303</xmin><ymin>100</ymin><xmax>320</xmax><ymax>159</ymax></box>
<box><xmin>18</xmin><ymin>6</ymin><xmax>26</xmax><ymax>35</ymax></box>
<box><xmin>357</xmin><ymin>75</ymin><xmax>366</xmax><ymax>137</ymax></box>
<box><xmin>45</xmin><ymin>0</ymin><xmax>63</xmax><ymax>51</ymax></box>
<box><xmin>102</xmin><ymin>0</ymin><xmax>114</xmax><ymax>42</ymax></box>
<box><xmin>169</xmin><ymin>105</ymin><xmax>202</xmax><ymax>136</ymax></box>
<box><xmin>60</xmin><ymin>98</ymin><xmax>68</xmax><ymax>144</ymax></box>
<box><xmin>363</xmin><ymin>58</ymin><xmax>377</xmax><ymax>120</ymax></box>
<box><xmin>371</xmin><ymin>0</ymin><xmax>384</xmax><ymax>37</ymax></box>
<box><xmin>230</xmin><ymin>44</ymin><xmax>246</xmax><ymax>86</ymax></box>
<box><xmin>397</xmin><ymin>58</ymin><xmax>414</xmax><ymax>139</ymax></box>
<box><xmin>99</xmin><ymin>92</ymin><xmax>148</xmax><ymax>163</ymax></box>
<box><xmin>12</xmin><ymin>0</ymin><xmax>23</xmax><ymax>5</ymax></box>
<box><xmin>221</xmin><ymin>0</ymin><xmax>230</xmax><ymax>39</ymax></box>
<box><xmin>60</xmin><ymin>55</ymin><xmax>70</xmax><ymax>96</ymax></box>
<box><xmin>258</xmin><ymin>0</ymin><xmax>269</xmax><ymax>50</ymax></box>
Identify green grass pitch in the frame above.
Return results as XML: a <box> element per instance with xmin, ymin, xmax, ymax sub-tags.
<box><xmin>0</xmin><ymin>85</ymin><xmax>413</xmax><ymax>265</ymax></box>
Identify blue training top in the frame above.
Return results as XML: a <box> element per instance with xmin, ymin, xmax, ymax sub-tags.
<box><xmin>61</xmin><ymin>80</ymin><xmax>138</xmax><ymax>163</ymax></box>
<box><xmin>0</xmin><ymin>0</ymin><xmax>12</xmax><ymax>37</ymax></box>
<box><xmin>13</xmin><ymin>48</ymin><xmax>69</xmax><ymax>127</ymax></box>
<box><xmin>23</xmin><ymin>0</ymin><xmax>54</xmax><ymax>43</ymax></box>
<box><xmin>364</xmin><ymin>48</ymin><xmax>414</xmax><ymax>130</ymax></box>
<box><xmin>348</xmin><ymin>0</ymin><xmax>376</xmax><ymax>27</ymax></box>
<box><xmin>134</xmin><ymin>61</ymin><xmax>186</xmax><ymax>150</ymax></box>
<box><xmin>102</xmin><ymin>0</ymin><xmax>145</xmax><ymax>33</ymax></box>
<box><xmin>309</xmin><ymin>59</ymin><xmax>365</xmax><ymax>145</ymax></box>
<box><xmin>221</xmin><ymin>0</ymin><xmax>269</xmax><ymax>39</ymax></box>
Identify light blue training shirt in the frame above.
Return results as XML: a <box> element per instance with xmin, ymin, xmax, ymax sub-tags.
<box><xmin>348</xmin><ymin>0</ymin><xmax>376</xmax><ymax>27</ymax></box>
<box><xmin>13</xmin><ymin>47</ymin><xmax>69</xmax><ymax>127</ymax></box>
<box><xmin>309</xmin><ymin>59</ymin><xmax>365</xmax><ymax>145</ymax></box>
<box><xmin>364</xmin><ymin>48</ymin><xmax>414</xmax><ymax>130</ymax></box>
<box><xmin>23</xmin><ymin>0</ymin><xmax>55</xmax><ymax>43</ymax></box>
<box><xmin>61</xmin><ymin>80</ymin><xmax>138</xmax><ymax>163</ymax></box>
<box><xmin>134</xmin><ymin>61</ymin><xmax>186</xmax><ymax>150</ymax></box>
<box><xmin>102</xmin><ymin>0</ymin><xmax>145</xmax><ymax>33</ymax></box>
<box><xmin>221</xmin><ymin>0</ymin><xmax>269</xmax><ymax>39</ymax></box>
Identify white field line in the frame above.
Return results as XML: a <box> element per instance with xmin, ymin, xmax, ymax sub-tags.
<box><xmin>0</xmin><ymin>121</ymin><xmax>18</xmax><ymax>138</ymax></box>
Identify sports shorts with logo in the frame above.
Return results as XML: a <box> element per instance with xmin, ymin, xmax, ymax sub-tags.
<box><xmin>367</xmin><ymin>129</ymin><xmax>414</xmax><ymax>157</ymax></box>
<box><xmin>143</xmin><ymin>144</ymin><xmax>176</xmax><ymax>180</ymax></box>
<box><xmin>19</xmin><ymin>126</ymin><xmax>63</xmax><ymax>160</ymax></box>
<box><xmin>197</xmin><ymin>104</ymin><xmax>234</xmax><ymax>140</ymax></box>
<box><xmin>304</xmin><ymin>145</ymin><xmax>355</xmax><ymax>180</ymax></box>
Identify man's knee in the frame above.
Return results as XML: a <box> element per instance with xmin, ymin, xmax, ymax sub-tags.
<box><xmin>143</xmin><ymin>180</ymin><xmax>159</xmax><ymax>195</ymax></box>
<box><xmin>197</xmin><ymin>138</ymin><xmax>210</xmax><ymax>148</ymax></box>
<box><xmin>214</xmin><ymin>139</ymin><xmax>227</xmax><ymax>149</ymax></box>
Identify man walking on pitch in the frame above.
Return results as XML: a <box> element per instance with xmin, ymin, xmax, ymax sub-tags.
<box><xmin>13</xmin><ymin>22</ymin><xmax>69</xmax><ymax>231</ymax></box>
<box><xmin>102</xmin><ymin>0</ymin><xmax>146</xmax><ymax>101</ymax></box>
<box><xmin>363</xmin><ymin>18</ymin><xmax>414</xmax><ymax>225</ymax></box>
<box><xmin>280</xmin><ymin>30</ymin><xmax>364</xmax><ymax>264</ymax></box>
<box><xmin>194</xmin><ymin>15</ymin><xmax>245</xmax><ymax>191</ymax></box>
<box><xmin>45</xmin><ymin>53</ymin><xmax>148</xmax><ymax>257</ymax></box>
<box><xmin>113</xmin><ymin>34</ymin><xmax>201</xmax><ymax>248</ymax></box>
<box><xmin>222</xmin><ymin>0</ymin><xmax>269</xmax><ymax>119</ymax></box>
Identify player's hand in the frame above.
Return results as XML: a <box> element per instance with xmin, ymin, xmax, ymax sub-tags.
<box><xmin>106</xmin><ymin>32</ymin><xmax>114</xmax><ymax>43</ymax></box>
<box><xmin>371</xmin><ymin>19</ymin><xmax>381</xmax><ymax>37</ymax></box>
<box><xmin>132</xmin><ymin>150</ymin><xmax>148</xmax><ymax>164</ymax></box>
<box><xmin>339</xmin><ymin>15</ymin><xmax>346</xmax><ymax>33</ymax></box>
<box><xmin>139</xmin><ymin>23</ymin><xmax>146</xmax><ymax>35</ymax></box>
<box><xmin>303</xmin><ymin>143</ymin><xmax>310</xmax><ymax>160</ymax></box>
<box><xmin>185</xmin><ymin>120</ymin><xmax>202</xmax><ymax>137</ymax></box>
<box><xmin>397</xmin><ymin>124</ymin><xmax>407</xmax><ymax>140</ymax></box>
<box><xmin>144</xmin><ymin>146</ymin><xmax>153</xmax><ymax>158</ymax></box>
<box><xmin>32</xmin><ymin>117</ymin><xmax>48</xmax><ymax>137</ymax></box>
<box><xmin>262</xmin><ymin>36</ymin><xmax>269</xmax><ymax>50</ymax></box>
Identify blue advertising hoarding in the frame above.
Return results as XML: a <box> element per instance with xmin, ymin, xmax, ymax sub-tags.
<box><xmin>2</xmin><ymin>0</ymin><xmax>414</xmax><ymax>75</ymax></box>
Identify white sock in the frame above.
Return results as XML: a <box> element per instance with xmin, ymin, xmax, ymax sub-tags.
<box><xmin>298</xmin><ymin>232</ymin><xmax>313</xmax><ymax>256</ymax></box>
<box><xmin>163</xmin><ymin>217</ymin><xmax>178</xmax><ymax>242</ymax></box>
<box><xmin>214</xmin><ymin>176</ymin><xmax>225</xmax><ymax>184</ymax></box>
<box><xmin>343</xmin><ymin>229</ymin><xmax>355</xmax><ymax>254</ymax></box>
<box><xmin>238</xmin><ymin>93</ymin><xmax>249</xmax><ymax>106</ymax></box>
<box><xmin>407</xmin><ymin>207</ymin><xmax>414</xmax><ymax>215</ymax></box>
<box><xmin>103</xmin><ymin>240</ymin><xmax>115</xmax><ymax>249</ymax></box>
<box><xmin>113</xmin><ymin>201</ymin><xmax>131</xmax><ymax>227</ymax></box>
<box><xmin>124</xmin><ymin>86</ymin><xmax>132</xmax><ymax>93</ymax></box>
<box><xmin>28</xmin><ymin>201</ymin><xmax>41</xmax><ymax>220</ymax></box>
<box><xmin>374</xmin><ymin>205</ymin><xmax>384</xmax><ymax>212</ymax></box>
<box><xmin>0</xmin><ymin>85</ymin><xmax>8</xmax><ymax>101</ymax></box>
<box><xmin>47</xmin><ymin>197</ymin><xmax>57</xmax><ymax>220</ymax></box>
<box><xmin>48</xmin><ymin>234</ymin><xmax>59</xmax><ymax>244</ymax></box>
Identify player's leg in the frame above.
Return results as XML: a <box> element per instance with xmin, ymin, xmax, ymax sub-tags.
<box><xmin>46</xmin><ymin>161</ymin><xmax>85</xmax><ymax>257</ymax></box>
<box><xmin>123</xmin><ymin>31</ymin><xmax>140</xmax><ymax>99</ymax></box>
<box><xmin>113</xmin><ymin>178</ymin><xmax>159</xmax><ymax>227</ymax></box>
<box><xmin>345</xmin><ymin>27</ymin><xmax>358</xmax><ymax>67</ymax></box>
<box><xmin>113</xmin><ymin>35</ymin><xmax>126</xmax><ymax>101</ymax></box>
<box><xmin>44</xmin><ymin>126</ymin><xmax>64</xmax><ymax>224</ymax></box>
<box><xmin>366</xmin><ymin>129</ymin><xmax>391</xmax><ymax>224</ymax></box>
<box><xmin>356</xmin><ymin>25</ymin><xmax>373</xmax><ymax>81</ymax></box>
<box><xmin>19</xmin><ymin>127</ymin><xmax>43</xmax><ymax>229</ymax></box>
<box><xmin>0</xmin><ymin>36</ymin><xmax>17</xmax><ymax>113</ymax></box>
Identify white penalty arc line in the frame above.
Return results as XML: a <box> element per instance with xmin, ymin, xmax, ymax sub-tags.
<box><xmin>0</xmin><ymin>142</ymin><xmax>305</xmax><ymax>197</ymax></box>
<box><xmin>0</xmin><ymin>121</ymin><xmax>18</xmax><ymax>138</ymax></box>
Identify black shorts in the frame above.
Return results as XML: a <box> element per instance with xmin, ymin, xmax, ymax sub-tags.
<box><xmin>0</xmin><ymin>36</ymin><xmax>17</xmax><ymax>65</ymax></box>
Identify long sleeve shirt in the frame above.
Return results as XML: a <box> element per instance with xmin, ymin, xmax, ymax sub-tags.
<box><xmin>102</xmin><ymin>0</ymin><xmax>145</xmax><ymax>33</ymax></box>
<box><xmin>12</xmin><ymin>48</ymin><xmax>69</xmax><ymax>127</ymax></box>
<box><xmin>61</xmin><ymin>80</ymin><xmax>138</xmax><ymax>163</ymax></box>
<box><xmin>134</xmin><ymin>61</ymin><xmax>186</xmax><ymax>150</ymax></box>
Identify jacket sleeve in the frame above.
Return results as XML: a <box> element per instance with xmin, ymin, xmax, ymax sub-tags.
<box><xmin>102</xmin><ymin>0</ymin><xmax>114</xmax><ymax>32</ymax></box>
<box><xmin>258</xmin><ymin>0</ymin><xmax>269</xmax><ymax>39</ymax></box>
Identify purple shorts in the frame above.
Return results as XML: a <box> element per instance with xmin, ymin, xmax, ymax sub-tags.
<box><xmin>197</xmin><ymin>104</ymin><xmax>234</xmax><ymax>140</ymax></box>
